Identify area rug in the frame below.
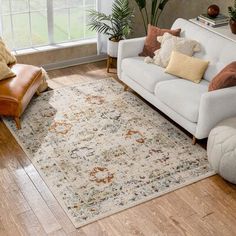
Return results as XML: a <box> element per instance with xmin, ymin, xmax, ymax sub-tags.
<box><xmin>3</xmin><ymin>78</ymin><xmax>215</xmax><ymax>228</ymax></box>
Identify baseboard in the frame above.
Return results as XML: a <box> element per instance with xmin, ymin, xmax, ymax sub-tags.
<box><xmin>42</xmin><ymin>54</ymin><xmax>107</xmax><ymax>71</ymax></box>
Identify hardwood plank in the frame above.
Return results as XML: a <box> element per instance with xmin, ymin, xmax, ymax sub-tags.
<box><xmin>17</xmin><ymin>210</ymin><xmax>47</xmax><ymax>236</ymax></box>
<box><xmin>0</xmin><ymin>125</ymin><xmax>62</xmax><ymax>234</ymax></box>
<box><xmin>155</xmin><ymin>192</ymin><xmax>218</xmax><ymax>236</ymax></box>
<box><xmin>81</xmin><ymin>222</ymin><xmax>107</xmax><ymax>236</ymax></box>
<box><xmin>0</xmin><ymin>168</ymin><xmax>31</xmax><ymax>215</ymax></box>
<box><xmin>0</xmin><ymin>206</ymin><xmax>23</xmax><ymax>236</ymax></box>
<box><xmin>47</xmin><ymin>229</ymin><xmax>67</xmax><ymax>236</ymax></box>
<box><xmin>0</xmin><ymin>123</ymin><xmax>75</xmax><ymax>234</ymax></box>
<box><xmin>10</xmin><ymin>166</ymin><xmax>62</xmax><ymax>234</ymax></box>
<box><xmin>0</xmin><ymin>219</ymin><xmax>7</xmax><ymax>236</ymax></box>
<box><xmin>177</xmin><ymin>179</ymin><xmax>236</xmax><ymax>235</ymax></box>
<box><xmin>0</xmin><ymin>169</ymin><xmax>47</xmax><ymax>236</ymax></box>
<box><xmin>17</xmin><ymin>161</ymin><xmax>76</xmax><ymax>234</ymax></box>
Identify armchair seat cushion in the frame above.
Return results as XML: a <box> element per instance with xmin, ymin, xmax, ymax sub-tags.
<box><xmin>121</xmin><ymin>57</ymin><xmax>177</xmax><ymax>93</ymax></box>
<box><xmin>154</xmin><ymin>79</ymin><xmax>209</xmax><ymax>123</ymax></box>
<box><xmin>0</xmin><ymin>63</ymin><xmax>42</xmax><ymax>118</ymax></box>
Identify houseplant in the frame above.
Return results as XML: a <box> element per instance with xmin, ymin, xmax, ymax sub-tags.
<box><xmin>88</xmin><ymin>0</ymin><xmax>134</xmax><ymax>57</ymax></box>
<box><xmin>134</xmin><ymin>0</ymin><xmax>169</xmax><ymax>34</ymax></box>
<box><xmin>228</xmin><ymin>0</ymin><xmax>236</xmax><ymax>34</ymax></box>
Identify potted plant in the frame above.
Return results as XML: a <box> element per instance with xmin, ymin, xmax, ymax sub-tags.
<box><xmin>134</xmin><ymin>0</ymin><xmax>170</xmax><ymax>34</ymax></box>
<box><xmin>88</xmin><ymin>0</ymin><xmax>134</xmax><ymax>57</ymax></box>
<box><xmin>228</xmin><ymin>0</ymin><xmax>236</xmax><ymax>34</ymax></box>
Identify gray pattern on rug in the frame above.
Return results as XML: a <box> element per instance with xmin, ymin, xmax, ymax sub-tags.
<box><xmin>4</xmin><ymin>78</ymin><xmax>214</xmax><ymax>228</ymax></box>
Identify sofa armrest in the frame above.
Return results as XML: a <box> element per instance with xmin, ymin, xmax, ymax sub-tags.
<box><xmin>117</xmin><ymin>37</ymin><xmax>146</xmax><ymax>79</ymax></box>
<box><xmin>196</xmin><ymin>86</ymin><xmax>236</xmax><ymax>139</ymax></box>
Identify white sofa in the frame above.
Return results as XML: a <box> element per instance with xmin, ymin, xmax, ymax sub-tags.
<box><xmin>118</xmin><ymin>18</ymin><xmax>236</xmax><ymax>141</ymax></box>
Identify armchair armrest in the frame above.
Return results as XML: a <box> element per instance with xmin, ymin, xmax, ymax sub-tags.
<box><xmin>117</xmin><ymin>37</ymin><xmax>145</xmax><ymax>79</ymax></box>
<box><xmin>196</xmin><ymin>86</ymin><xmax>236</xmax><ymax>139</ymax></box>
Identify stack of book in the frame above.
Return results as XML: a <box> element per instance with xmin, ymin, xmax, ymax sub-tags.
<box><xmin>196</xmin><ymin>13</ymin><xmax>229</xmax><ymax>28</ymax></box>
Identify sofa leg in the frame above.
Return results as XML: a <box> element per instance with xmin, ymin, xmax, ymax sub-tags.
<box><xmin>14</xmin><ymin>117</ymin><xmax>21</xmax><ymax>130</ymax></box>
<box><xmin>192</xmin><ymin>136</ymin><xmax>197</xmax><ymax>145</ymax></box>
<box><xmin>124</xmin><ymin>84</ymin><xmax>129</xmax><ymax>91</ymax></box>
<box><xmin>35</xmin><ymin>89</ymin><xmax>40</xmax><ymax>96</ymax></box>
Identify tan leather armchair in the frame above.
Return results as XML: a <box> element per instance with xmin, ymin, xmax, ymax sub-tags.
<box><xmin>0</xmin><ymin>64</ymin><xmax>43</xmax><ymax>129</ymax></box>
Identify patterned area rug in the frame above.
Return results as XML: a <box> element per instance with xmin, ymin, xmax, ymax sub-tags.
<box><xmin>4</xmin><ymin>78</ymin><xmax>215</xmax><ymax>228</ymax></box>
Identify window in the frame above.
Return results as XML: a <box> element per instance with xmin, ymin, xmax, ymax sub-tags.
<box><xmin>0</xmin><ymin>0</ymin><xmax>96</xmax><ymax>50</ymax></box>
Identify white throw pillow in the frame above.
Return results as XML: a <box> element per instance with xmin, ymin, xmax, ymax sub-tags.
<box><xmin>145</xmin><ymin>32</ymin><xmax>201</xmax><ymax>68</ymax></box>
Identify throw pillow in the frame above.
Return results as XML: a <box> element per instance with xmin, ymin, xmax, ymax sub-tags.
<box><xmin>165</xmin><ymin>51</ymin><xmax>209</xmax><ymax>83</ymax></box>
<box><xmin>139</xmin><ymin>25</ymin><xmax>181</xmax><ymax>58</ymax></box>
<box><xmin>0</xmin><ymin>61</ymin><xmax>16</xmax><ymax>81</ymax></box>
<box><xmin>209</xmin><ymin>62</ymin><xmax>236</xmax><ymax>91</ymax></box>
<box><xmin>0</xmin><ymin>38</ymin><xmax>16</xmax><ymax>65</ymax></box>
<box><xmin>146</xmin><ymin>33</ymin><xmax>201</xmax><ymax>68</ymax></box>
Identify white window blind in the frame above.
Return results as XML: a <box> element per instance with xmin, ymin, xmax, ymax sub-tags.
<box><xmin>0</xmin><ymin>0</ymin><xmax>96</xmax><ymax>50</ymax></box>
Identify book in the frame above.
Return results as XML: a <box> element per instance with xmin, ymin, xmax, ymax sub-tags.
<box><xmin>196</xmin><ymin>17</ymin><xmax>229</xmax><ymax>28</ymax></box>
<box><xmin>199</xmin><ymin>13</ymin><xmax>229</xmax><ymax>24</ymax></box>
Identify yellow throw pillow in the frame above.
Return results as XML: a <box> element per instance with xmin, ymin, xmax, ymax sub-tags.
<box><xmin>165</xmin><ymin>51</ymin><xmax>209</xmax><ymax>83</ymax></box>
<box><xmin>0</xmin><ymin>61</ymin><xmax>16</xmax><ymax>81</ymax></box>
<box><xmin>0</xmin><ymin>38</ymin><xmax>16</xmax><ymax>65</ymax></box>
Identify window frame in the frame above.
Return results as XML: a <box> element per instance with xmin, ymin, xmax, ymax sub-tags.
<box><xmin>0</xmin><ymin>0</ymin><xmax>96</xmax><ymax>50</ymax></box>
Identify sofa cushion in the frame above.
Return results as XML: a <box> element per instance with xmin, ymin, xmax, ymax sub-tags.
<box><xmin>154</xmin><ymin>79</ymin><xmax>209</xmax><ymax>123</ymax></box>
<box><xmin>121</xmin><ymin>57</ymin><xmax>177</xmax><ymax>93</ymax></box>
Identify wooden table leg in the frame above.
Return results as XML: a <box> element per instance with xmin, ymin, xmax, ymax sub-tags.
<box><xmin>107</xmin><ymin>56</ymin><xmax>111</xmax><ymax>73</ymax></box>
<box><xmin>107</xmin><ymin>56</ymin><xmax>117</xmax><ymax>73</ymax></box>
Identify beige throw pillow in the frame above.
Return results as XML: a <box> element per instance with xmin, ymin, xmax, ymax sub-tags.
<box><xmin>145</xmin><ymin>33</ymin><xmax>201</xmax><ymax>68</ymax></box>
<box><xmin>0</xmin><ymin>61</ymin><xmax>16</xmax><ymax>81</ymax></box>
<box><xmin>0</xmin><ymin>38</ymin><xmax>16</xmax><ymax>65</ymax></box>
<box><xmin>165</xmin><ymin>51</ymin><xmax>209</xmax><ymax>83</ymax></box>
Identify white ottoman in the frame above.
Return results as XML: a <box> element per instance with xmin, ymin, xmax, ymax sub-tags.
<box><xmin>207</xmin><ymin>117</ymin><xmax>236</xmax><ymax>184</ymax></box>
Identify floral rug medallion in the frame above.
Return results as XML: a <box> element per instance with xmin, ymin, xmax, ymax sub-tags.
<box><xmin>4</xmin><ymin>78</ymin><xmax>215</xmax><ymax>228</ymax></box>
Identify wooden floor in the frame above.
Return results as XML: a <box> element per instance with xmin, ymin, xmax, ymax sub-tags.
<box><xmin>1</xmin><ymin>61</ymin><xmax>236</xmax><ymax>236</ymax></box>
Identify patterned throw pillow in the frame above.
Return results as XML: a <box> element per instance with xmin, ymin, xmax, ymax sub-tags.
<box><xmin>0</xmin><ymin>38</ymin><xmax>16</xmax><ymax>65</ymax></box>
<box><xmin>145</xmin><ymin>33</ymin><xmax>201</xmax><ymax>68</ymax></box>
<box><xmin>139</xmin><ymin>25</ymin><xmax>181</xmax><ymax>58</ymax></box>
<box><xmin>0</xmin><ymin>60</ymin><xmax>16</xmax><ymax>81</ymax></box>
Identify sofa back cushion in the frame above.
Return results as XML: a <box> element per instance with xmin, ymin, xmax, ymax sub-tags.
<box><xmin>171</xmin><ymin>19</ymin><xmax>236</xmax><ymax>82</ymax></box>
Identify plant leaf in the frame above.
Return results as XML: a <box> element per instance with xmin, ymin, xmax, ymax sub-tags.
<box><xmin>88</xmin><ymin>0</ymin><xmax>134</xmax><ymax>40</ymax></box>
<box><xmin>159</xmin><ymin>0</ymin><xmax>169</xmax><ymax>10</ymax></box>
<box><xmin>134</xmin><ymin>0</ymin><xmax>146</xmax><ymax>10</ymax></box>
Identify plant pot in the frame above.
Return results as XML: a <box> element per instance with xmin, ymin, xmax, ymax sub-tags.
<box><xmin>107</xmin><ymin>39</ymin><xmax>119</xmax><ymax>58</ymax></box>
<box><xmin>229</xmin><ymin>19</ymin><xmax>236</xmax><ymax>34</ymax></box>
